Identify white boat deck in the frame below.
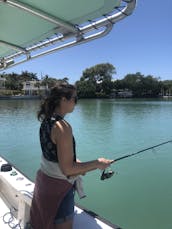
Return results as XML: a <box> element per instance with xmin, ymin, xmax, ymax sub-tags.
<box><xmin>0</xmin><ymin>156</ymin><xmax>121</xmax><ymax>229</ymax></box>
<box><xmin>0</xmin><ymin>197</ymin><xmax>21</xmax><ymax>229</ymax></box>
<box><xmin>0</xmin><ymin>198</ymin><xmax>118</xmax><ymax>229</ymax></box>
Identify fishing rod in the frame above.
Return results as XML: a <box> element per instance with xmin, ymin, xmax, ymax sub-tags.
<box><xmin>101</xmin><ymin>139</ymin><xmax>172</xmax><ymax>180</ymax></box>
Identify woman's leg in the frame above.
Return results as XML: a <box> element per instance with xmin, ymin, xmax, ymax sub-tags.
<box><xmin>54</xmin><ymin>188</ymin><xmax>74</xmax><ymax>229</ymax></box>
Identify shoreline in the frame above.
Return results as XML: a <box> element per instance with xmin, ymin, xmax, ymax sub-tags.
<box><xmin>0</xmin><ymin>95</ymin><xmax>41</xmax><ymax>100</ymax></box>
<box><xmin>0</xmin><ymin>95</ymin><xmax>172</xmax><ymax>100</ymax></box>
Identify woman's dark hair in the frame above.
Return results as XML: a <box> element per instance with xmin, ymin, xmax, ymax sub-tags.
<box><xmin>38</xmin><ymin>83</ymin><xmax>76</xmax><ymax>121</ymax></box>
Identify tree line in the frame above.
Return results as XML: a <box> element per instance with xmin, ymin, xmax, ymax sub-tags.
<box><xmin>0</xmin><ymin>71</ymin><xmax>69</xmax><ymax>91</ymax></box>
<box><xmin>0</xmin><ymin>63</ymin><xmax>172</xmax><ymax>98</ymax></box>
<box><xmin>76</xmin><ymin>63</ymin><xmax>172</xmax><ymax>98</ymax></box>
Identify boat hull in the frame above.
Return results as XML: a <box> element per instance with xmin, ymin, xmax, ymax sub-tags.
<box><xmin>0</xmin><ymin>156</ymin><xmax>121</xmax><ymax>229</ymax></box>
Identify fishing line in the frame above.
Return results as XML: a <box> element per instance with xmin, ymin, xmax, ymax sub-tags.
<box><xmin>101</xmin><ymin>139</ymin><xmax>172</xmax><ymax>180</ymax></box>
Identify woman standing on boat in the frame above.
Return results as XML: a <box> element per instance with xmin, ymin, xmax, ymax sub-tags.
<box><xmin>30</xmin><ymin>83</ymin><xmax>112</xmax><ymax>229</ymax></box>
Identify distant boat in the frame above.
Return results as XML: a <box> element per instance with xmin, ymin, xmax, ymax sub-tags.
<box><xmin>163</xmin><ymin>95</ymin><xmax>172</xmax><ymax>98</ymax></box>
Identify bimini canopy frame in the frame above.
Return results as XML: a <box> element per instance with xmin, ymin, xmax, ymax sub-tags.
<box><xmin>0</xmin><ymin>0</ymin><xmax>136</xmax><ymax>70</ymax></box>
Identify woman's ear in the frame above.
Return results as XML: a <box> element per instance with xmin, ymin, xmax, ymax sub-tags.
<box><xmin>61</xmin><ymin>97</ymin><xmax>67</xmax><ymax>102</ymax></box>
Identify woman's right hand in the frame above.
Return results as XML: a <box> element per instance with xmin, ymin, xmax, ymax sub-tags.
<box><xmin>96</xmin><ymin>158</ymin><xmax>113</xmax><ymax>170</ymax></box>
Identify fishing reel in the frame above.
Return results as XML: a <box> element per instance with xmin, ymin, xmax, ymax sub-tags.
<box><xmin>100</xmin><ymin>140</ymin><xmax>172</xmax><ymax>180</ymax></box>
<box><xmin>100</xmin><ymin>168</ymin><xmax>115</xmax><ymax>180</ymax></box>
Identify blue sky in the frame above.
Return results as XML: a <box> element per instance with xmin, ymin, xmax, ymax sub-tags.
<box><xmin>4</xmin><ymin>0</ymin><xmax>172</xmax><ymax>83</ymax></box>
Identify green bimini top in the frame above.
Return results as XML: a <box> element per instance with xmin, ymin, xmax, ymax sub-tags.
<box><xmin>0</xmin><ymin>0</ymin><xmax>136</xmax><ymax>70</ymax></box>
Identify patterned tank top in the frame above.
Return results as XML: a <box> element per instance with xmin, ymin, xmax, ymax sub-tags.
<box><xmin>40</xmin><ymin>114</ymin><xmax>76</xmax><ymax>162</ymax></box>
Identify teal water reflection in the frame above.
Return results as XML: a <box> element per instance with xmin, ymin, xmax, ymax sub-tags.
<box><xmin>0</xmin><ymin>98</ymin><xmax>172</xmax><ymax>229</ymax></box>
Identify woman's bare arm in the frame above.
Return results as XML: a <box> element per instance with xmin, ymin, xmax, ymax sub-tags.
<box><xmin>51</xmin><ymin>120</ymin><xmax>112</xmax><ymax>176</ymax></box>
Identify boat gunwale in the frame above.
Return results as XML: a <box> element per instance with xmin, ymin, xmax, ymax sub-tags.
<box><xmin>0</xmin><ymin>155</ymin><xmax>122</xmax><ymax>229</ymax></box>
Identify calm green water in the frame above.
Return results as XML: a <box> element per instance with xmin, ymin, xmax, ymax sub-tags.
<box><xmin>0</xmin><ymin>99</ymin><xmax>172</xmax><ymax>229</ymax></box>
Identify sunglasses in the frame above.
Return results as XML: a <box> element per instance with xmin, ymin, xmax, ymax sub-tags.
<box><xmin>71</xmin><ymin>96</ymin><xmax>78</xmax><ymax>104</ymax></box>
